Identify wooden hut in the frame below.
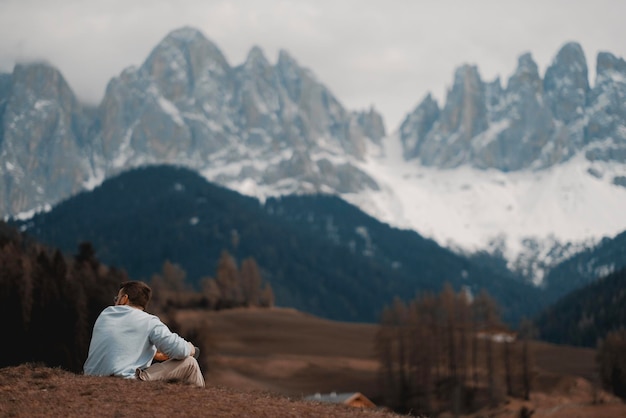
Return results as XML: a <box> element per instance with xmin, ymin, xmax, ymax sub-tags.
<box><xmin>305</xmin><ymin>392</ymin><xmax>376</xmax><ymax>408</ymax></box>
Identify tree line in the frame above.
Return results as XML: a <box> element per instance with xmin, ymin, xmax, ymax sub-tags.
<box><xmin>0</xmin><ymin>221</ymin><xmax>273</xmax><ymax>372</ymax></box>
<box><xmin>0</xmin><ymin>222</ymin><xmax>122</xmax><ymax>372</ymax></box>
<box><xmin>147</xmin><ymin>250</ymin><xmax>274</xmax><ymax>313</ymax></box>
<box><xmin>375</xmin><ymin>284</ymin><xmax>535</xmax><ymax>416</ymax></box>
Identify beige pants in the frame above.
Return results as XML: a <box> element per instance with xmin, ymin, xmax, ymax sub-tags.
<box><xmin>136</xmin><ymin>356</ymin><xmax>205</xmax><ymax>388</ymax></box>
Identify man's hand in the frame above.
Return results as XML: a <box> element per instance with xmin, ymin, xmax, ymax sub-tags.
<box><xmin>153</xmin><ymin>351</ymin><xmax>169</xmax><ymax>362</ymax></box>
<box><xmin>188</xmin><ymin>342</ymin><xmax>200</xmax><ymax>359</ymax></box>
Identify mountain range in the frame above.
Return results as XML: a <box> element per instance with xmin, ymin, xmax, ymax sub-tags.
<box><xmin>2</xmin><ymin>26</ymin><xmax>626</xmax><ymax>285</ymax></box>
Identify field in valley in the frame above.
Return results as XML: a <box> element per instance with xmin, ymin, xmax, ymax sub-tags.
<box><xmin>177</xmin><ymin>307</ymin><xmax>626</xmax><ymax>417</ymax></box>
<box><xmin>1</xmin><ymin>306</ymin><xmax>624</xmax><ymax>417</ymax></box>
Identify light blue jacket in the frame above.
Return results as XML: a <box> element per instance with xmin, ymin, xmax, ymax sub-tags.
<box><xmin>84</xmin><ymin>305</ymin><xmax>191</xmax><ymax>378</ymax></box>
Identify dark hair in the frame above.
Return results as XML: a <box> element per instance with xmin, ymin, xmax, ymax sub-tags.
<box><xmin>119</xmin><ymin>281</ymin><xmax>152</xmax><ymax>309</ymax></box>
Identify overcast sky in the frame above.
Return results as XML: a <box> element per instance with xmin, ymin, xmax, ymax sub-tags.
<box><xmin>1</xmin><ymin>0</ymin><xmax>625</xmax><ymax>130</ymax></box>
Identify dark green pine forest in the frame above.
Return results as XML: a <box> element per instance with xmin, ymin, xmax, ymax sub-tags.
<box><xmin>12</xmin><ymin>165</ymin><xmax>543</xmax><ymax>324</ymax></box>
<box><xmin>541</xmin><ymin>230</ymin><xmax>626</xmax><ymax>305</ymax></box>
<box><xmin>534</xmin><ymin>266</ymin><xmax>626</xmax><ymax>347</ymax></box>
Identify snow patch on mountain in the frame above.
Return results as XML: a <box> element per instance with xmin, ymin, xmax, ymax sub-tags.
<box><xmin>340</xmin><ymin>133</ymin><xmax>626</xmax><ymax>284</ymax></box>
<box><xmin>157</xmin><ymin>96</ymin><xmax>185</xmax><ymax>126</ymax></box>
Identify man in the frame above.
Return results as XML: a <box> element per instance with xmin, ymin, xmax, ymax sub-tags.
<box><xmin>84</xmin><ymin>281</ymin><xmax>204</xmax><ymax>387</ymax></box>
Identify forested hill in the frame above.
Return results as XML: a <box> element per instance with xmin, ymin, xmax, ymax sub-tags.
<box><xmin>14</xmin><ymin>165</ymin><xmax>542</xmax><ymax>323</ymax></box>
<box><xmin>534</xmin><ymin>267</ymin><xmax>626</xmax><ymax>347</ymax></box>
<box><xmin>542</xmin><ymin>230</ymin><xmax>626</xmax><ymax>305</ymax></box>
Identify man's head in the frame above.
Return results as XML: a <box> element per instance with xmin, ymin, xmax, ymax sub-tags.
<box><xmin>115</xmin><ymin>281</ymin><xmax>152</xmax><ymax>310</ymax></box>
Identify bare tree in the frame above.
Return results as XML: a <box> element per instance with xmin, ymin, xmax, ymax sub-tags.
<box><xmin>376</xmin><ymin>305</ymin><xmax>398</xmax><ymax>409</ymax></box>
<box><xmin>215</xmin><ymin>250</ymin><xmax>243</xmax><ymax>308</ymax></box>
<box><xmin>200</xmin><ymin>277</ymin><xmax>221</xmax><ymax>310</ymax></box>
<box><xmin>504</xmin><ymin>338</ymin><xmax>513</xmax><ymax>397</ymax></box>
<box><xmin>518</xmin><ymin>319</ymin><xmax>537</xmax><ymax>401</ymax></box>
<box><xmin>474</xmin><ymin>290</ymin><xmax>502</xmax><ymax>406</ymax></box>
<box><xmin>240</xmin><ymin>258</ymin><xmax>262</xmax><ymax>306</ymax></box>
<box><xmin>259</xmin><ymin>282</ymin><xmax>275</xmax><ymax>308</ymax></box>
<box><xmin>597</xmin><ymin>329</ymin><xmax>626</xmax><ymax>400</ymax></box>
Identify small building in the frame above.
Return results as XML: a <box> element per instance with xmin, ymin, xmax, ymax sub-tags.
<box><xmin>476</xmin><ymin>330</ymin><xmax>517</xmax><ymax>343</ymax></box>
<box><xmin>305</xmin><ymin>392</ymin><xmax>376</xmax><ymax>408</ymax></box>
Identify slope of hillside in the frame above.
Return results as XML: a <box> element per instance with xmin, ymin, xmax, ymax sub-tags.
<box><xmin>534</xmin><ymin>267</ymin><xmax>626</xmax><ymax>347</ymax></box>
<box><xmin>542</xmin><ymin>230</ymin><xmax>626</xmax><ymax>303</ymax></box>
<box><xmin>13</xmin><ymin>165</ymin><xmax>543</xmax><ymax>324</ymax></box>
<box><xmin>0</xmin><ymin>363</ymin><xmax>398</xmax><ymax>418</ymax></box>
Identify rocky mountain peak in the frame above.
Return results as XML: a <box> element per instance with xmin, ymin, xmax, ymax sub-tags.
<box><xmin>399</xmin><ymin>93</ymin><xmax>440</xmax><ymax>159</ymax></box>
<box><xmin>245</xmin><ymin>46</ymin><xmax>270</xmax><ymax>69</ymax></box>
<box><xmin>507</xmin><ymin>52</ymin><xmax>542</xmax><ymax>94</ymax></box>
<box><xmin>11</xmin><ymin>62</ymin><xmax>75</xmax><ymax>104</ymax></box>
<box><xmin>543</xmin><ymin>42</ymin><xmax>589</xmax><ymax>124</ymax></box>
<box><xmin>163</xmin><ymin>26</ymin><xmax>205</xmax><ymax>42</ymax></box>
<box><xmin>352</xmin><ymin>107</ymin><xmax>386</xmax><ymax>146</ymax></box>
<box><xmin>584</xmin><ymin>51</ymin><xmax>626</xmax><ymax>164</ymax></box>
<box><xmin>596</xmin><ymin>52</ymin><xmax>626</xmax><ymax>85</ymax></box>
<box><xmin>0</xmin><ymin>61</ymin><xmax>92</xmax><ymax>216</ymax></box>
<box><xmin>141</xmin><ymin>27</ymin><xmax>230</xmax><ymax>102</ymax></box>
<box><xmin>277</xmin><ymin>49</ymin><xmax>298</xmax><ymax>67</ymax></box>
<box><xmin>441</xmin><ymin>64</ymin><xmax>487</xmax><ymax>137</ymax></box>
<box><xmin>485</xmin><ymin>77</ymin><xmax>503</xmax><ymax>110</ymax></box>
<box><xmin>399</xmin><ymin>43</ymin><xmax>626</xmax><ymax>172</ymax></box>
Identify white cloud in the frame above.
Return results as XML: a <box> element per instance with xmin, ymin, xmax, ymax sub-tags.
<box><xmin>1</xmin><ymin>0</ymin><xmax>625</xmax><ymax>130</ymax></box>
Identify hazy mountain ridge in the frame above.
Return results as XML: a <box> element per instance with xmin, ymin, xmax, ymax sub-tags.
<box><xmin>399</xmin><ymin>42</ymin><xmax>626</xmax><ymax>172</ymax></box>
<box><xmin>0</xmin><ymin>27</ymin><xmax>385</xmax><ymax>218</ymax></box>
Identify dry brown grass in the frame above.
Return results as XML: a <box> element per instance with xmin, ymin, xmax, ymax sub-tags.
<box><xmin>2</xmin><ymin>307</ymin><xmax>625</xmax><ymax>417</ymax></box>
<box><xmin>0</xmin><ymin>364</ymin><xmax>399</xmax><ymax>417</ymax></box>
<box><xmin>180</xmin><ymin>307</ymin><xmax>381</xmax><ymax>398</ymax></box>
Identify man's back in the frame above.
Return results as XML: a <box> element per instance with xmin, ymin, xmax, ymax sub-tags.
<box><xmin>84</xmin><ymin>305</ymin><xmax>189</xmax><ymax>378</ymax></box>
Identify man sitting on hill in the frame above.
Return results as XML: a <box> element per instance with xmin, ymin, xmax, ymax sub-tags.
<box><xmin>84</xmin><ymin>281</ymin><xmax>204</xmax><ymax>387</ymax></box>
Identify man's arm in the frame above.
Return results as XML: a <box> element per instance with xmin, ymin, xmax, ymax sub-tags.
<box><xmin>154</xmin><ymin>343</ymin><xmax>196</xmax><ymax>362</ymax></box>
<box><xmin>148</xmin><ymin>320</ymin><xmax>193</xmax><ymax>360</ymax></box>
